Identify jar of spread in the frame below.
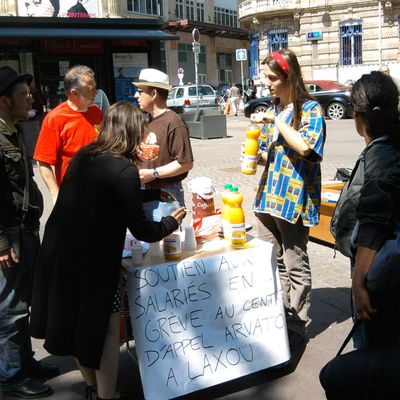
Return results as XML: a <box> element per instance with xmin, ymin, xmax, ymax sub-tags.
<box><xmin>163</xmin><ymin>232</ymin><xmax>182</xmax><ymax>260</ymax></box>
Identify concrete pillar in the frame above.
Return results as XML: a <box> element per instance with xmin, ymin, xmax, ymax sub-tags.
<box><xmin>206</xmin><ymin>36</ymin><xmax>218</xmax><ymax>86</ymax></box>
<box><xmin>168</xmin><ymin>39</ymin><xmax>180</xmax><ymax>86</ymax></box>
<box><xmin>107</xmin><ymin>0</ymin><xmax>122</xmax><ymax>17</ymax></box>
<box><xmin>2</xmin><ymin>0</ymin><xmax>16</xmax><ymax>15</ymax></box>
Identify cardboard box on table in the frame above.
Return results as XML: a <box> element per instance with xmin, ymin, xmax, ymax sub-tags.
<box><xmin>124</xmin><ymin>237</ymin><xmax>290</xmax><ymax>400</ymax></box>
<box><xmin>310</xmin><ymin>181</ymin><xmax>345</xmax><ymax>246</ymax></box>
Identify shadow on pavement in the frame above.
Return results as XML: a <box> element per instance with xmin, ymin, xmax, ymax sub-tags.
<box><xmin>308</xmin><ymin>287</ymin><xmax>351</xmax><ymax>339</ymax></box>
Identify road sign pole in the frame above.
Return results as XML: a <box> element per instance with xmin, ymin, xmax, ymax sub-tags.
<box><xmin>241</xmin><ymin>60</ymin><xmax>245</xmax><ymax>101</ymax></box>
<box><xmin>192</xmin><ymin>29</ymin><xmax>201</xmax><ymax>114</ymax></box>
<box><xmin>195</xmin><ymin>58</ymin><xmax>199</xmax><ymax>113</ymax></box>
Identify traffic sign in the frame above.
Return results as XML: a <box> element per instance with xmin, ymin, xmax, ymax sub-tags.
<box><xmin>236</xmin><ymin>48</ymin><xmax>247</xmax><ymax>61</ymax></box>
<box><xmin>192</xmin><ymin>28</ymin><xmax>200</xmax><ymax>43</ymax></box>
<box><xmin>177</xmin><ymin>67</ymin><xmax>184</xmax><ymax>74</ymax></box>
<box><xmin>306</xmin><ymin>31</ymin><xmax>323</xmax><ymax>41</ymax></box>
<box><xmin>192</xmin><ymin>42</ymin><xmax>201</xmax><ymax>53</ymax></box>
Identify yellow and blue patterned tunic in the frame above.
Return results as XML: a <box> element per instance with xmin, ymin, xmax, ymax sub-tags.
<box><xmin>253</xmin><ymin>100</ymin><xmax>325</xmax><ymax>227</ymax></box>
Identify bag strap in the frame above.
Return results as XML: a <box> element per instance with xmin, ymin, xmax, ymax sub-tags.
<box><xmin>336</xmin><ymin>319</ymin><xmax>361</xmax><ymax>356</ymax></box>
<box><xmin>16</xmin><ymin>132</ymin><xmax>30</xmax><ymax>220</ymax></box>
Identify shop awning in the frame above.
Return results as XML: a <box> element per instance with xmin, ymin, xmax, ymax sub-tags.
<box><xmin>0</xmin><ymin>17</ymin><xmax>178</xmax><ymax>41</ymax></box>
<box><xmin>0</xmin><ymin>27</ymin><xmax>177</xmax><ymax>40</ymax></box>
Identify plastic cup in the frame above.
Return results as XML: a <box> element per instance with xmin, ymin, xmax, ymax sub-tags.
<box><xmin>184</xmin><ymin>226</ymin><xmax>197</xmax><ymax>250</ymax></box>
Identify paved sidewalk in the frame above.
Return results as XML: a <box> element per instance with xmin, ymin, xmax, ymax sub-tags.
<box><xmin>2</xmin><ymin>116</ymin><xmax>362</xmax><ymax>400</ymax></box>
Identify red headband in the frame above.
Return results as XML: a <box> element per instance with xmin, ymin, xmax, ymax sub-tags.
<box><xmin>270</xmin><ymin>51</ymin><xmax>290</xmax><ymax>76</ymax></box>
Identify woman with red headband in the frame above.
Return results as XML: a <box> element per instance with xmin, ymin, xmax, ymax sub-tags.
<box><xmin>250</xmin><ymin>49</ymin><xmax>326</xmax><ymax>360</ymax></box>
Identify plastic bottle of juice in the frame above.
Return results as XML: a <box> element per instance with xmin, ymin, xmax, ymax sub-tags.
<box><xmin>241</xmin><ymin>123</ymin><xmax>261</xmax><ymax>175</ymax></box>
<box><xmin>221</xmin><ymin>183</ymin><xmax>232</xmax><ymax>240</ymax></box>
<box><xmin>228</xmin><ymin>186</ymin><xmax>246</xmax><ymax>246</ymax></box>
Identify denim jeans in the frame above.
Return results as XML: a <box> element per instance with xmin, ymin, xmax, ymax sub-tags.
<box><xmin>143</xmin><ymin>182</ymin><xmax>185</xmax><ymax>221</ymax></box>
<box><xmin>0</xmin><ymin>227</ymin><xmax>39</xmax><ymax>390</ymax></box>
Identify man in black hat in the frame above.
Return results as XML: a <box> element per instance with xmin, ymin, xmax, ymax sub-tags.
<box><xmin>0</xmin><ymin>66</ymin><xmax>57</xmax><ymax>398</ymax></box>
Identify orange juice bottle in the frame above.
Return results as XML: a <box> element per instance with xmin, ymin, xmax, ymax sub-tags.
<box><xmin>228</xmin><ymin>186</ymin><xmax>246</xmax><ymax>246</ymax></box>
<box><xmin>221</xmin><ymin>183</ymin><xmax>232</xmax><ymax>240</ymax></box>
<box><xmin>241</xmin><ymin>124</ymin><xmax>261</xmax><ymax>175</ymax></box>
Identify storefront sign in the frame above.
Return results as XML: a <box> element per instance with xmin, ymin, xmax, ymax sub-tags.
<box><xmin>17</xmin><ymin>0</ymin><xmax>99</xmax><ymax>18</ymax></box>
<box><xmin>127</xmin><ymin>241</ymin><xmax>289</xmax><ymax>400</ymax></box>
<box><xmin>0</xmin><ymin>38</ymin><xmax>31</xmax><ymax>47</ymax></box>
<box><xmin>40</xmin><ymin>39</ymin><xmax>104</xmax><ymax>55</ymax></box>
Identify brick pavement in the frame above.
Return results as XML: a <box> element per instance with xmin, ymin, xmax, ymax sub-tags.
<box><xmin>2</xmin><ymin>116</ymin><xmax>362</xmax><ymax>400</ymax></box>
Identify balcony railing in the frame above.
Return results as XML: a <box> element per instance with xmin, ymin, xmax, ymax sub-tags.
<box><xmin>239</xmin><ymin>0</ymin><xmax>300</xmax><ymax>19</ymax></box>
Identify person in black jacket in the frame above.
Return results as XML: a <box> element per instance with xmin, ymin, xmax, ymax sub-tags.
<box><xmin>0</xmin><ymin>67</ymin><xmax>58</xmax><ymax>398</ymax></box>
<box><xmin>30</xmin><ymin>102</ymin><xmax>186</xmax><ymax>400</ymax></box>
<box><xmin>320</xmin><ymin>72</ymin><xmax>400</xmax><ymax>399</ymax></box>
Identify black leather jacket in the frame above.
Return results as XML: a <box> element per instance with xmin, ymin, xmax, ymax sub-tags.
<box><xmin>332</xmin><ymin>136</ymin><xmax>400</xmax><ymax>257</ymax></box>
<box><xmin>0</xmin><ymin>120</ymin><xmax>43</xmax><ymax>252</ymax></box>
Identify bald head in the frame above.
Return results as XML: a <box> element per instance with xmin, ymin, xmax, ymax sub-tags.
<box><xmin>379</xmin><ymin>64</ymin><xmax>390</xmax><ymax>76</ymax></box>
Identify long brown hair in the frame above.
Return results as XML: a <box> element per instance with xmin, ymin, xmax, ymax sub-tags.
<box><xmin>262</xmin><ymin>49</ymin><xmax>315</xmax><ymax>130</ymax></box>
<box><xmin>89</xmin><ymin>101</ymin><xmax>146</xmax><ymax>164</ymax></box>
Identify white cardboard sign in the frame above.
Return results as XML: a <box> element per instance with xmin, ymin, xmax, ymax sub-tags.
<box><xmin>127</xmin><ymin>241</ymin><xmax>289</xmax><ymax>400</ymax></box>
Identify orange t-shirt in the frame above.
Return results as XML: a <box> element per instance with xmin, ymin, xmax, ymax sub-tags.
<box><xmin>34</xmin><ymin>102</ymin><xmax>102</xmax><ymax>186</ymax></box>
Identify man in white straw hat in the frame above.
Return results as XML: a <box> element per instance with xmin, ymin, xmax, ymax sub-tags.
<box><xmin>134</xmin><ymin>68</ymin><xmax>194</xmax><ymax>218</ymax></box>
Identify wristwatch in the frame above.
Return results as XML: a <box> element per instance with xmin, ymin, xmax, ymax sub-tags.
<box><xmin>153</xmin><ymin>168</ymin><xmax>160</xmax><ymax>179</ymax></box>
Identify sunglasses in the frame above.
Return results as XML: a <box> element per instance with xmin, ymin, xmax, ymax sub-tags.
<box><xmin>137</xmin><ymin>88</ymin><xmax>154</xmax><ymax>95</ymax></box>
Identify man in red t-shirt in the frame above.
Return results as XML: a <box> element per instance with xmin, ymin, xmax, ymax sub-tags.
<box><xmin>34</xmin><ymin>65</ymin><xmax>102</xmax><ymax>204</ymax></box>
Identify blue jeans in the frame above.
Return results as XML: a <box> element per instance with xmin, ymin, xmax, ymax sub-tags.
<box><xmin>143</xmin><ymin>182</ymin><xmax>185</xmax><ymax>221</ymax></box>
<box><xmin>0</xmin><ymin>227</ymin><xmax>39</xmax><ymax>390</ymax></box>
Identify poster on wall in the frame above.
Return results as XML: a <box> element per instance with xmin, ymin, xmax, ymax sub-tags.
<box><xmin>113</xmin><ymin>53</ymin><xmax>148</xmax><ymax>105</ymax></box>
<box><xmin>17</xmin><ymin>0</ymin><xmax>99</xmax><ymax>18</ymax></box>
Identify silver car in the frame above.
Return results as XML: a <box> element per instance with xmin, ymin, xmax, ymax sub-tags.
<box><xmin>167</xmin><ymin>84</ymin><xmax>219</xmax><ymax>112</ymax></box>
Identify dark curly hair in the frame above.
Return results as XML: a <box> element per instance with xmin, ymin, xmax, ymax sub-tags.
<box><xmin>350</xmin><ymin>71</ymin><xmax>400</xmax><ymax>141</ymax></box>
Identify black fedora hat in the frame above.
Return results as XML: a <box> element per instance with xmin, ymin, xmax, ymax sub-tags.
<box><xmin>0</xmin><ymin>66</ymin><xmax>33</xmax><ymax>95</ymax></box>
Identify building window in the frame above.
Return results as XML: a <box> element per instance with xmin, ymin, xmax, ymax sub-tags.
<box><xmin>160</xmin><ymin>41</ymin><xmax>167</xmax><ymax>73</ymax></box>
<box><xmin>217</xmin><ymin>53</ymin><xmax>233</xmax><ymax>83</ymax></box>
<box><xmin>186</xmin><ymin>0</ymin><xmax>194</xmax><ymax>19</ymax></box>
<box><xmin>127</xmin><ymin>0</ymin><xmax>163</xmax><ymax>15</ymax></box>
<box><xmin>340</xmin><ymin>20</ymin><xmax>362</xmax><ymax>65</ymax></box>
<box><xmin>196</xmin><ymin>1</ymin><xmax>205</xmax><ymax>22</ymax></box>
<box><xmin>178</xmin><ymin>43</ymin><xmax>206</xmax><ymax>83</ymax></box>
<box><xmin>176</xmin><ymin>0</ymin><xmax>184</xmax><ymax>19</ymax></box>
<box><xmin>214</xmin><ymin>7</ymin><xmax>238</xmax><ymax>27</ymax></box>
<box><xmin>268</xmin><ymin>28</ymin><xmax>288</xmax><ymax>52</ymax></box>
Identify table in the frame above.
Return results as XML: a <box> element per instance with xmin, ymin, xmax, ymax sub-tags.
<box><xmin>309</xmin><ymin>181</ymin><xmax>345</xmax><ymax>246</ymax></box>
<box><xmin>124</xmin><ymin>237</ymin><xmax>290</xmax><ymax>400</ymax></box>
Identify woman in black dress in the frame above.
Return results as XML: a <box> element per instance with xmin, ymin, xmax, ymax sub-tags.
<box><xmin>30</xmin><ymin>102</ymin><xmax>186</xmax><ymax>400</ymax></box>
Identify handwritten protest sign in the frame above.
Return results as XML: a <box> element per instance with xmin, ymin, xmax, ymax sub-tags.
<box><xmin>127</xmin><ymin>241</ymin><xmax>289</xmax><ymax>400</ymax></box>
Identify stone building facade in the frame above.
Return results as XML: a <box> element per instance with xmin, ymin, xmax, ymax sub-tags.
<box><xmin>239</xmin><ymin>0</ymin><xmax>400</xmax><ymax>83</ymax></box>
<box><xmin>125</xmin><ymin>0</ymin><xmax>249</xmax><ymax>86</ymax></box>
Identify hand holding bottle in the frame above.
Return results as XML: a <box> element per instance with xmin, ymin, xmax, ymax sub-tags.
<box><xmin>171</xmin><ymin>207</ymin><xmax>187</xmax><ymax>225</ymax></box>
<box><xmin>250</xmin><ymin>111</ymin><xmax>275</xmax><ymax>124</ymax></box>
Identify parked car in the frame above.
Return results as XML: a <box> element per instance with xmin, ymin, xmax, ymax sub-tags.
<box><xmin>167</xmin><ymin>84</ymin><xmax>219</xmax><ymax>113</ymax></box>
<box><xmin>214</xmin><ymin>83</ymin><xmax>230</xmax><ymax>97</ymax></box>
<box><xmin>243</xmin><ymin>80</ymin><xmax>351</xmax><ymax>120</ymax></box>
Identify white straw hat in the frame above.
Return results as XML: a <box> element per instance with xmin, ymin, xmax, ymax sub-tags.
<box><xmin>135</xmin><ymin>68</ymin><xmax>172</xmax><ymax>91</ymax></box>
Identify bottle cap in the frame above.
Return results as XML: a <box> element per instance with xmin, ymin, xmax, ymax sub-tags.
<box><xmin>166</xmin><ymin>197</ymin><xmax>174</xmax><ymax>203</ymax></box>
<box><xmin>231</xmin><ymin>186</ymin><xmax>238</xmax><ymax>192</ymax></box>
<box><xmin>224</xmin><ymin>183</ymin><xmax>232</xmax><ymax>190</ymax></box>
